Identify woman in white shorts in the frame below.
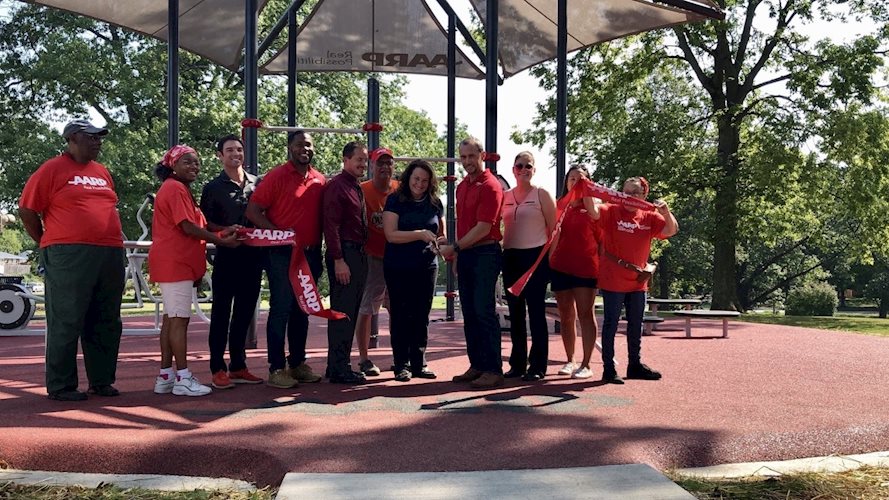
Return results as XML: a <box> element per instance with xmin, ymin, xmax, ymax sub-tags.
<box><xmin>148</xmin><ymin>145</ymin><xmax>239</xmax><ymax>396</ymax></box>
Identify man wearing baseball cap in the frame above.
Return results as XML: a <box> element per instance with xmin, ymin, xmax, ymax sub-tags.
<box><xmin>354</xmin><ymin>147</ymin><xmax>398</xmax><ymax>376</ymax></box>
<box><xmin>19</xmin><ymin>119</ymin><xmax>125</xmax><ymax>401</ymax></box>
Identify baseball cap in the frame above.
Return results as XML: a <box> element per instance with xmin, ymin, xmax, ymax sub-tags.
<box><xmin>62</xmin><ymin>119</ymin><xmax>109</xmax><ymax>140</ymax></box>
<box><xmin>370</xmin><ymin>147</ymin><xmax>394</xmax><ymax>162</ymax></box>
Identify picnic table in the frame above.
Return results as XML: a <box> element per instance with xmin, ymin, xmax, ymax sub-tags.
<box><xmin>644</xmin><ymin>297</ymin><xmax>702</xmax><ymax>334</ymax></box>
<box><xmin>673</xmin><ymin>309</ymin><xmax>741</xmax><ymax>338</ymax></box>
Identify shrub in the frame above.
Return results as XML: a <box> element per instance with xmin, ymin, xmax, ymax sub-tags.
<box><xmin>785</xmin><ymin>282</ymin><xmax>838</xmax><ymax>316</ymax></box>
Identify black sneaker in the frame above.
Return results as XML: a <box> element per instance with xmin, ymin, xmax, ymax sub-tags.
<box><xmin>602</xmin><ymin>372</ymin><xmax>625</xmax><ymax>385</ymax></box>
<box><xmin>330</xmin><ymin>371</ymin><xmax>367</xmax><ymax>384</ymax></box>
<box><xmin>394</xmin><ymin>369</ymin><xmax>412</xmax><ymax>382</ymax></box>
<box><xmin>626</xmin><ymin>363</ymin><xmax>662</xmax><ymax>380</ymax></box>
<box><xmin>48</xmin><ymin>389</ymin><xmax>88</xmax><ymax>401</ymax></box>
<box><xmin>88</xmin><ymin>385</ymin><xmax>120</xmax><ymax>397</ymax></box>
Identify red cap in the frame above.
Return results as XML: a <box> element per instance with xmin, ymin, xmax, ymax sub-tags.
<box><xmin>370</xmin><ymin>147</ymin><xmax>394</xmax><ymax>162</ymax></box>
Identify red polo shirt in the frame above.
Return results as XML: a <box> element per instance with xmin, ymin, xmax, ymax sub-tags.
<box><xmin>19</xmin><ymin>153</ymin><xmax>123</xmax><ymax>248</ymax></box>
<box><xmin>455</xmin><ymin>169</ymin><xmax>503</xmax><ymax>242</ymax></box>
<box><xmin>148</xmin><ymin>178</ymin><xmax>208</xmax><ymax>283</ymax></box>
<box><xmin>249</xmin><ymin>161</ymin><xmax>326</xmax><ymax>247</ymax></box>
<box><xmin>597</xmin><ymin>203</ymin><xmax>666</xmax><ymax>293</ymax></box>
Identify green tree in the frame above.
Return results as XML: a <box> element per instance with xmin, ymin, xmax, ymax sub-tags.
<box><xmin>517</xmin><ymin>1</ymin><xmax>889</xmax><ymax>311</ymax></box>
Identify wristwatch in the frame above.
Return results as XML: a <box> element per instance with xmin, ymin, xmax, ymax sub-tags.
<box><xmin>453</xmin><ymin>243</ymin><xmax>461</xmax><ymax>253</ymax></box>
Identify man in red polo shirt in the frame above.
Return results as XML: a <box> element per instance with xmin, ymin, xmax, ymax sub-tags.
<box><xmin>440</xmin><ymin>137</ymin><xmax>505</xmax><ymax>389</ymax></box>
<box><xmin>19</xmin><ymin>119</ymin><xmax>125</xmax><ymax>401</ymax></box>
<box><xmin>246</xmin><ymin>130</ymin><xmax>325</xmax><ymax>389</ymax></box>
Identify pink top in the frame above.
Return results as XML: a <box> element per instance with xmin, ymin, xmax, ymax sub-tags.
<box><xmin>502</xmin><ymin>187</ymin><xmax>547</xmax><ymax>249</ymax></box>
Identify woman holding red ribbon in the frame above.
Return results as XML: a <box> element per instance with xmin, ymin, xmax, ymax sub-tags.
<box><xmin>548</xmin><ymin>166</ymin><xmax>602</xmax><ymax>379</ymax></box>
<box><xmin>382</xmin><ymin>160</ymin><xmax>445</xmax><ymax>382</ymax></box>
<box><xmin>148</xmin><ymin>145</ymin><xmax>239</xmax><ymax>397</ymax></box>
<box><xmin>502</xmin><ymin>152</ymin><xmax>556</xmax><ymax>382</ymax></box>
<box><xmin>593</xmin><ymin>177</ymin><xmax>677</xmax><ymax>384</ymax></box>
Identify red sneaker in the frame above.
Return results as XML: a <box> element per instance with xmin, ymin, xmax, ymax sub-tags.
<box><xmin>229</xmin><ymin>368</ymin><xmax>263</xmax><ymax>384</ymax></box>
<box><xmin>211</xmin><ymin>370</ymin><xmax>234</xmax><ymax>389</ymax></box>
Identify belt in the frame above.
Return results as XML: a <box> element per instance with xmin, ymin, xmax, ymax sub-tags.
<box><xmin>342</xmin><ymin>240</ymin><xmax>366</xmax><ymax>252</ymax></box>
<box><xmin>471</xmin><ymin>239</ymin><xmax>499</xmax><ymax>248</ymax></box>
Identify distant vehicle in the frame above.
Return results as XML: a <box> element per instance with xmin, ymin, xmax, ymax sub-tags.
<box><xmin>25</xmin><ymin>282</ymin><xmax>44</xmax><ymax>294</ymax></box>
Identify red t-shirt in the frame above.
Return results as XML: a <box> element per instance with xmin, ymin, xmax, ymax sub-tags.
<box><xmin>249</xmin><ymin>161</ymin><xmax>326</xmax><ymax>247</ymax></box>
<box><xmin>549</xmin><ymin>204</ymin><xmax>601</xmax><ymax>279</ymax></box>
<box><xmin>456</xmin><ymin>169</ymin><xmax>503</xmax><ymax>242</ymax></box>
<box><xmin>597</xmin><ymin>203</ymin><xmax>666</xmax><ymax>292</ymax></box>
<box><xmin>361</xmin><ymin>179</ymin><xmax>399</xmax><ymax>258</ymax></box>
<box><xmin>148</xmin><ymin>179</ymin><xmax>208</xmax><ymax>283</ymax></box>
<box><xmin>18</xmin><ymin>153</ymin><xmax>123</xmax><ymax>248</ymax></box>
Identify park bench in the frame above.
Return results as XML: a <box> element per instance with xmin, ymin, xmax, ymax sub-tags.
<box><xmin>672</xmin><ymin>310</ymin><xmax>741</xmax><ymax>338</ymax></box>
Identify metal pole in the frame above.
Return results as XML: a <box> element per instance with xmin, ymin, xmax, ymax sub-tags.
<box><xmin>257</xmin><ymin>0</ymin><xmax>307</xmax><ymax>61</ymax></box>
<box><xmin>244</xmin><ymin>0</ymin><xmax>259</xmax><ymax>349</ymax></box>
<box><xmin>287</xmin><ymin>5</ymin><xmax>297</xmax><ymax>127</ymax></box>
<box><xmin>446</xmin><ymin>11</ymin><xmax>456</xmax><ymax>321</ymax></box>
<box><xmin>245</xmin><ymin>0</ymin><xmax>258</xmax><ymax>176</ymax></box>
<box><xmin>556</xmin><ymin>0</ymin><xmax>567</xmax><ymax>195</ymax></box>
<box><xmin>367</xmin><ymin>78</ymin><xmax>380</xmax><ymax>151</ymax></box>
<box><xmin>485</xmin><ymin>0</ymin><xmax>498</xmax><ymax>173</ymax></box>
<box><xmin>167</xmin><ymin>0</ymin><xmax>179</xmax><ymax>148</ymax></box>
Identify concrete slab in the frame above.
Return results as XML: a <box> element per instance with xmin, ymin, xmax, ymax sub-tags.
<box><xmin>676</xmin><ymin>450</ymin><xmax>889</xmax><ymax>478</ymax></box>
<box><xmin>276</xmin><ymin>464</ymin><xmax>694</xmax><ymax>500</ymax></box>
<box><xmin>0</xmin><ymin>469</ymin><xmax>255</xmax><ymax>492</ymax></box>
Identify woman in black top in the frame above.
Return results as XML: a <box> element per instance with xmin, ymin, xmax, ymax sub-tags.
<box><xmin>382</xmin><ymin>160</ymin><xmax>445</xmax><ymax>382</ymax></box>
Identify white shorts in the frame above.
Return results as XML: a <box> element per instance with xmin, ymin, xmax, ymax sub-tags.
<box><xmin>158</xmin><ymin>281</ymin><xmax>194</xmax><ymax>318</ymax></box>
<box><xmin>359</xmin><ymin>255</ymin><xmax>388</xmax><ymax>315</ymax></box>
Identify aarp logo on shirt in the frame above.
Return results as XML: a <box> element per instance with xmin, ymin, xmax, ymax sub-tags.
<box><xmin>68</xmin><ymin>175</ymin><xmax>110</xmax><ymax>190</ymax></box>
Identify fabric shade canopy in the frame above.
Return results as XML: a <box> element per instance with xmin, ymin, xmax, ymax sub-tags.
<box><xmin>21</xmin><ymin>0</ymin><xmax>269</xmax><ymax>71</ymax></box>
<box><xmin>261</xmin><ymin>0</ymin><xmax>486</xmax><ymax>79</ymax></box>
<box><xmin>469</xmin><ymin>0</ymin><xmax>723</xmax><ymax>78</ymax></box>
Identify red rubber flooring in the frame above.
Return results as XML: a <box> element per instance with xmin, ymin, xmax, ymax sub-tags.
<box><xmin>1</xmin><ymin>313</ymin><xmax>888</xmax><ymax>487</ymax></box>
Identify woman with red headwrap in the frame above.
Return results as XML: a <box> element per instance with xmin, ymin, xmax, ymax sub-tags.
<box><xmin>592</xmin><ymin>176</ymin><xmax>677</xmax><ymax>384</ymax></box>
<box><xmin>148</xmin><ymin>145</ymin><xmax>240</xmax><ymax>397</ymax></box>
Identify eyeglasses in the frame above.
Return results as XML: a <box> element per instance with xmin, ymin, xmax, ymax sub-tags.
<box><xmin>624</xmin><ymin>189</ymin><xmax>645</xmax><ymax>196</ymax></box>
<box><xmin>514</xmin><ymin>163</ymin><xmax>534</xmax><ymax>170</ymax></box>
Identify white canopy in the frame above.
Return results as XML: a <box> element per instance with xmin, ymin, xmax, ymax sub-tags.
<box><xmin>22</xmin><ymin>0</ymin><xmax>269</xmax><ymax>71</ymax></box>
<box><xmin>469</xmin><ymin>0</ymin><xmax>722</xmax><ymax>77</ymax></box>
<box><xmin>261</xmin><ymin>0</ymin><xmax>486</xmax><ymax>79</ymax></box>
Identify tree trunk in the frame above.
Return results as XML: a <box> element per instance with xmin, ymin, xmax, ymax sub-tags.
<box><xmin>880</xmin><ymin>299</ymin><xmax>887</xmax><ymax>319</ymax></box>
<box><xmin>711</xmin><ymin>113</ymin><xmax>744</xmax><ymax>312</ymax></box>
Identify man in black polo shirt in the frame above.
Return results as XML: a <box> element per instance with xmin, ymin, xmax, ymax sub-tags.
<box><xmin>321</xmin><ymin>141</ymin><xmax>369</xmax><ymax>384</ymax></box>
<box><xmin>200</xmin><ymin>134</ymin><xmax>264</xmax><ymax>389</ymax></box>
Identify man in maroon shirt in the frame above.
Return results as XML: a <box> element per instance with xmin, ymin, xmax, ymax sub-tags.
<box><xmin>246</xmin><ymin>131</ymin><xmax>326</xmax><ymax>389</ymax></box>
<box><xmin>321</xmin><ymin>141</ymin><xmax>369</xmax><ymax>384</ymax></box>
<box><xmin>440</xmin><ymin>137</ymin><xmax>505</xmax><ymax>388</ymax></box>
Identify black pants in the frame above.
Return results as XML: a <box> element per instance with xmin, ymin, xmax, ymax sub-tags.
<box><xmin>456</xmin><ymin>244</ymin><xmax>503</xmax><ymax>374</ymax></box>
<box><xmin>503</xmin><ymin>246</ymin><xmax>550</xmax><ymax>375</ymax></box>
<box><xmin>41</xmin><ymin>244</ymin><xmax>125</xmax><ymax>394</ymax></box>
<box><xmin>266</xmin><ymin>246</ymin><xmax>323</xmax><ymax>372</ymax></box>
<box><xmin>385</xmin><ymin>264</ymin><xmax>436</xmax><ymax>373</ymax></box>
<box><xmin>326</xmin><ymin>244</ymin><xmax>368</xmax><ymax>377</ymax></box>
<box><xmin>208</xmin><ymin>245</ymin><xmax>263</xmax><ymax>374</ymax></box>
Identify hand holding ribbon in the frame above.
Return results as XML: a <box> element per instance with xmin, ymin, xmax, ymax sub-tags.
<box><xmin>236</xmin><ymin>228</ymin><xmax>348</xmax><ymax>320</ymax></box>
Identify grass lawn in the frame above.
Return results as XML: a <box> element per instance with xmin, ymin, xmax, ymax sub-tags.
<box><xmin>739</xmin><ymin>312</ymin><xmax>889</xmax><ymax>337</ymax></box>
<box><xmin>670</xmin><ymin>466</ymin><xmax>889</xmax><ymax>499</ymax></box>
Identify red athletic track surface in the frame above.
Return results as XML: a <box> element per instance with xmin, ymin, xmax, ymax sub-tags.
<box><xmin>1</xmin><ymin>313</ymin><xmax>887</xmax><ymax>487</ymax></box>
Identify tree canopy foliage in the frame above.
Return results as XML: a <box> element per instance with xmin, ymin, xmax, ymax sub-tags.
<box><xmin>516</xmin><ymin>0</ymin><xmax>889</xmax><ymax>311</ymax></box>
<box><xmin>0</xmin><ymin>0</ymin><xmax>453</xmax><ymax>238</ymax></box>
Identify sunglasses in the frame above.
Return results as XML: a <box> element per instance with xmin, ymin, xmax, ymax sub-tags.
<box><xmin>514</xmin><ymin>163</ymin><xmax>534</xmax><ymax>170</ymax></box>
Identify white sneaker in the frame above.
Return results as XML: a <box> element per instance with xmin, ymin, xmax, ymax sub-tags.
<box><xmin>172</xmin><ymin>374</ymin><xmax>212</xmax><ymax>397</ymax></box>
<box><xmin>572</xmin><ymin>367</ymin><xmax>593</xmax><ymax>379</ymax></box>
<box><xmin>558</xmin><ymin>362</ymin><xmax>576</xmax><ymax>376</ymax></box>
<box><xmin>154</xmin><ymin>374</ymin><xmax>175</xmax><ymax>394</ymax></box>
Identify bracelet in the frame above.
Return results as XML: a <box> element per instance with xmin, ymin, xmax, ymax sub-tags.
<box><xmin>454</xmin><ymin>243</ymin><xmax>461</xmax><ymax>253</ymax></box>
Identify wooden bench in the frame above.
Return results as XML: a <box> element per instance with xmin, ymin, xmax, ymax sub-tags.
<box><xmin>673</xmin><ymin>310</ymin><xmax>741</xmax><ymax>338</ymax></box>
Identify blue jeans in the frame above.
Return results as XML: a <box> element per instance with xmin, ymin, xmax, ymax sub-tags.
<box><xmin>457</xmin><ymin>244</ymin><xmax>503</xmax><ymax>374</ymax></box>
<box><xmin>601</xmin><ymin>289</ymin><xmax>647</xmax><ymax>374</ymax></box>
<box><xmin>265</xmin><ymin>246</ymin><xmax>322</xmax><ymax>372</ymax></box>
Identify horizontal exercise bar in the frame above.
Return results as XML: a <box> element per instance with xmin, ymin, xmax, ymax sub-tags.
<box><xmin>261</xmin><ymin>125</ymin><xmax>366</xmax><ymax>135</ymax></box>
<box><xmin>392</xmin><ymin>156</ymin><xmax>460</xmax><ymax>163</ymax></box>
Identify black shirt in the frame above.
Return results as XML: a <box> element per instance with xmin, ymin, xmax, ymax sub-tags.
<box><xmin>200</xmin><ymin>170</ymin><xmax>258</xmax><ymax>227</ymax></box>
<box><xmin>383</xmin><ymin>194</ymin><xmax>442</xmax><ymax>270</ymax></box>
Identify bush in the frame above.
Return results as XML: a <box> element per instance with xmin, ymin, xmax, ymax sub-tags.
<box><xmin>785</xmin><ymin>282</ymin><xmax>838</xmax><ymax>316</ymax></box>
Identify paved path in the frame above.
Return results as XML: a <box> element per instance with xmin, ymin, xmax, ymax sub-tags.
<box><xmin>1</xmin><ymin>312</ymin><xmax>887</xmax><ymax>487</ymax></box>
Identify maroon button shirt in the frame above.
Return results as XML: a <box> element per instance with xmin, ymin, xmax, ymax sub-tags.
<box><xmin>322</xmin><ymin>171</ymin><xmax>367</xmax><ymax>260</ymax></box>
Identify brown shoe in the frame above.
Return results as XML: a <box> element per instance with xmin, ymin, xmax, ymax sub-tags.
<box><xmin>289</xmin><ymin>362</ymin><xmax>322</xmax><ymax>383</ymax></box>
<box><xmin>470</xmin><ymin>372</ymin><xmax>505</xmax><ymax>389</ymax></box>
<box><xmin>452</xmin><ymin>367</ymin><xmax>483</xmax><ymax>383</ymax></box>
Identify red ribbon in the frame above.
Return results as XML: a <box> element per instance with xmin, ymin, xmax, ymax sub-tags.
<box><xmin>236</xmin><ymin>228</ymin><xmax>348</xmax><ymax>320</ymax></box>
<box><xmin>507</xmin><ymin>179</ymin><xmax>655</xmax><ymax>296</ymax></box>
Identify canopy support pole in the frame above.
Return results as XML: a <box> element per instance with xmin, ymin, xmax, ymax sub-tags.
<box><xmin>446</xmin><ymin>10</ymin><xmax>457</xmax><ymax>321</ymax></box>
<box><xmin>484</xmin><ymin>0</ymin><xmax>498</xmax><ymax>173</ymax></box>
<box><xmin>167</xmin><ymin>0</ymin><xmax>179</xmax><ymax>148</ymax></box>
<box><xmin>287</xmin><ymin>5</ymin><xmax>297</xmax><ymax>127</ymax></box>
<box><xmin>556</xmin><ymin>0</ymin><xmax>568</xmax><ymax>194</ymax></box>
<box><xmin>245</xmin><ymin>0</ymin><xmax>258</xmax><ymax>175</ymax></box>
